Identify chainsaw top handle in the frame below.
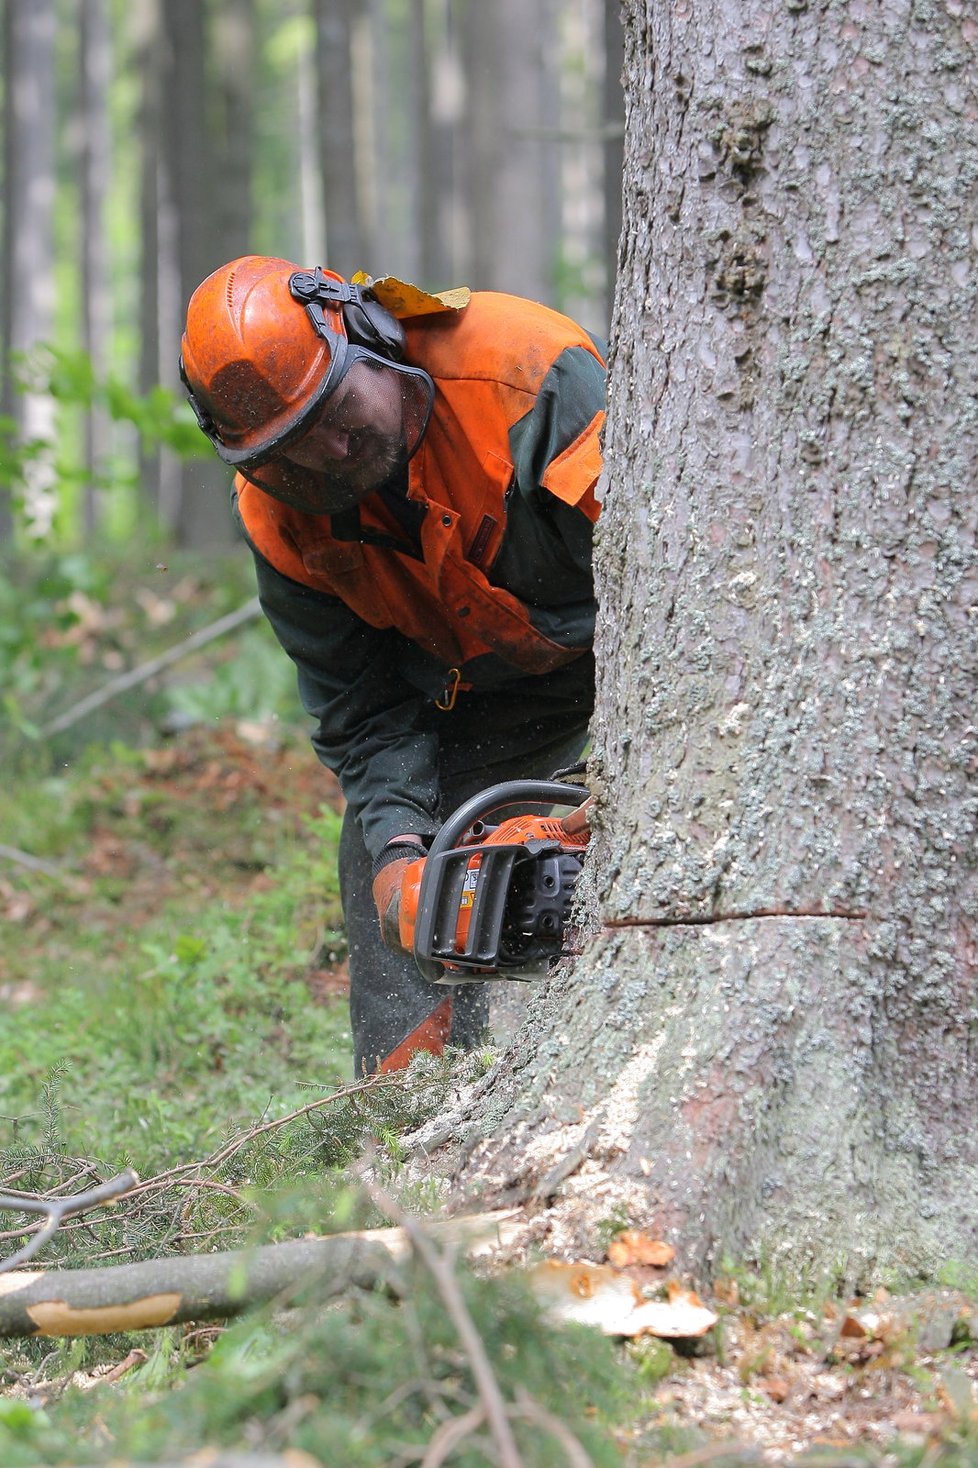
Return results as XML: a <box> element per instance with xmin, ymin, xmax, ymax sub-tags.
<box><xmin>427</xmin><ymin>778</ymin><xmax>588</xmax><ymax>861</ymax></box>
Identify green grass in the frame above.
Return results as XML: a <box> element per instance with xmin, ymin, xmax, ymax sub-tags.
<box><xmin>0</xmin><ymin>712</ymin><xmax>649</xmax><ymax>1468</ymax></box>
<box><xmin>0</xmin><ymin>765</ymin><xmax>351</xmax><ymax>1177</ymax></box>
<box><xmin>0</xmin><ymin>1268</ymin><xmax>636</xmax><ymax>1468</ymax></box>
<box><xmin>0</xmin><ymin>718</ymin><xmax>641</xmax><ymax>1466</ymax></box>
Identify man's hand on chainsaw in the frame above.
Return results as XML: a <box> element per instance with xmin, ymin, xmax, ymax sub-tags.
<box><xmin>371</xmin><ymin>836</ymin><xmax>428</xmax><ymax>951</ymax></box>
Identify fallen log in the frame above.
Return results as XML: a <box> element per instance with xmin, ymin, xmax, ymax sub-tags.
<box><xmin>0</xmin><ymin>1211</ymin><xmax>519</xmax><ymax>1338</ymax></box>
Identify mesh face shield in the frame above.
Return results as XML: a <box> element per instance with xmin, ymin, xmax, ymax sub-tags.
<box><xmin>237</xmin><ymin>352</ymin><xmax>434</xmax><ymax>515</ymax></box>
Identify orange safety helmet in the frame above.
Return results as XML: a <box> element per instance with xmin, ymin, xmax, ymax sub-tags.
<box><xmin>180</xmin><ymin>255</ymin><xmax>429</xmax><ymax>471</ymax></box>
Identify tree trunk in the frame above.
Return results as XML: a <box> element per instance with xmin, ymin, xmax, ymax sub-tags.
<box><xmin>1</xmin><ymin>0</ymin><xmax>57</xmax><ymax>538</ymax></box>
<box><xmin>79</xmin><ymin>0</ymin><xmax>112</xmax><ymax>540</ymax></box>
<box><xmin>132</xmin><ymin>0</ymin><xmax>165</xmax><ymax>522</ymax></box>
<box><xmin>407</xmin><ymin>0</ymin><xmax>436</xmax><ymax>286</ymax></box>
<box><xmin>445</xmin><ymin>0</ymin><xmax>978</xmax><ymax>1282</ymax></box>
<box><xmin>490</xmin><ymin>0</ymin><xmax>557</xmax><ymax>303</ymax></box>
<box><xmin>213</xmin><ymin>0</ymin><xmax>255</xmax><ymax>262</ymax></box>
<box><xmin>601</xmin><ymin>0</ymin><xmax>625</xmax><ymax>332</ymax></box>
<box><xmin>424</xmin><ymin>0</ymin><xmax>464</xmax><ymax>288</ymax></box>
<box><xmin>461</xmin><ymin>0</ymin><xmax>558</xmax><ymax>303</ymax></box>
<box><xmin>315</xmin><ymin>0</ymin><xmax>369</xmax><ymax>277</ymax></box>
<box><xmin>160</xmin><ymin>0</ymin><xmax>235</xmax><ymax>547</ymax></box>
<box><xmin>455</xmin><ymin>0</ymin><xmax>488</xmax><ymax>288</ymax></box>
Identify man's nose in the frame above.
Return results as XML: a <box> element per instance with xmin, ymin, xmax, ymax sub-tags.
<box><xmin>317</xmin><ymin>424</ymin><xmax>350</xmax><ymax>460</ymax></box>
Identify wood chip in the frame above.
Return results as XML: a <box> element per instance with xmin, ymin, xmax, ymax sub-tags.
<box><xmin>607</xmin><ymin>1231</ymin><xmax>675</xmax><ymax>1268</ymax></box>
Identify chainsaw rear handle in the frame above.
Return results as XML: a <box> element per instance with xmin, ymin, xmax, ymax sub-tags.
<box><xmin>413</xmin><ymin>778</ymin><xmax>589</xmax><ymax>986</ymax></box>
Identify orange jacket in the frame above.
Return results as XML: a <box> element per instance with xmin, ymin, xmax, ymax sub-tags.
<box><xmin>235</xmin><ymin>291</ymin><xmax>605</xmax><ymax>678</ymax></box>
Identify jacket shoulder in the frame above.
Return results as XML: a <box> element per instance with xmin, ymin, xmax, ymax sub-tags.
<box><xmin>405</xmin><ymin>292</ymin><xmax>603</xmax><ymax>391</ymax></box>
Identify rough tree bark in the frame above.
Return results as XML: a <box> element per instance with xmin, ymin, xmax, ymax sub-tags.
<box><xmin>601</xmin><ymin>1</ymin><xmax>625</xmax><ymax>331</ymax></box>
<box><xmin>443</xmin><ymin>0</ymin><xmax>978</xmax><ymax>1280</ymax></box>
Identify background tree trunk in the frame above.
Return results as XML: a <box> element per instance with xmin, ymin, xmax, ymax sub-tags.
<box><xmin>315</xmin><ymin>0</ymin><xmax>369</xmax><ymax>278</ymax></box>
<box><xmin>1</xmin><ymin>0</ymin><xmax>57</xmax><ymax>538</ymax></box>
<box><xmin>407</xmin><ymin>0</ymin><xmax>437</xmax><ymax>287</ymax></box>
<box><xmin>160</xmin><ymin>0</ymin><xmax>234</xmax><ymax>547</ymax></box>
<box><xmin>79</xmin><ymin>0</ymin><xmax>112</xmax><ymax>540</ymax></box>
<box><xmin>133</xmin><ymin>0</ymin><xmax>165</xmax><ymax>524</ymax></box>
<box><xmin>213</xmin><ymin>0</ymin><xmax>255</xmax><ymax>263</ymax></box>
<box><xmin>446</xmin><ymin>0</ymin><xmax>978</xmax><ymax>1282</ymax></box>
<box><xmin>461</xmin><ymin>0</ymin><xmax>560</xmax><ymax>303</ymax></box>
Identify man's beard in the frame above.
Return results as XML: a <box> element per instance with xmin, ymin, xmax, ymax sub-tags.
<box><xmin>260</xmin><ymin>431</ymin><xmax>409</xmax><ymax>516</ymax></box>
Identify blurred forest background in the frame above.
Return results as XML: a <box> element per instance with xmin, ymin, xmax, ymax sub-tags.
<box><xmin>0</xmin><ymin>0</ymin><xmax>624</xmax><ymax>758</ymax></box>
<box><xmin>1</xmin><ymin>0</ymin><xmax>624</xmax><ymax>554</ymax></box>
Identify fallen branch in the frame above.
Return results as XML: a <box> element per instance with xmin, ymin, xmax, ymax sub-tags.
<box><xmin>40</xmin><ymin>595</ymin><xmax>262</xmax><ymax>738</ymax></box>
<box><xmin>0</xmin><ymin>1234</ymin><xmax>398</xmax><ymax>1338</ymax></box>
<box><xmin>0</xmin><ymin>1211</ymin><xmax>519</xmax><ymax>1338</ymax></box>
<box><xmin>0</xmin><ymin>1170</ymin><xmax>138</xmax><ymax>1274</ymax></box>
<box><xmin>420</xmin><ymin>1403</ymin><xmax>487</xmax><ymax>1467</ymax></box>
<box><xmin>511</xmin><ymin>1390</ymin><xmax>594</xmax><ymax>1468</ymax></box>
<box><xmin>365</xmin><ymin>1176</ymin><xmax>524</xmax><ymax>1468</ymax></box>
<box><xmin>0</xmin><ymin>843</ymin><xmax>72</xmax><ymax>880</ymax></box>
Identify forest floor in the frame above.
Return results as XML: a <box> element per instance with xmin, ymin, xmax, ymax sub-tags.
<box><xmin>2</xmin><ymin>716</ymin><xmax>977</xmax><ymax>1466</ymax></box>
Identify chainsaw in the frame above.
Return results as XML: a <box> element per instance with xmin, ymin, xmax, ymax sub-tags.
<box><xmin>397</xmin><ymin>778</ymin><xmax>592</xmax><ymax>985</ymax></box>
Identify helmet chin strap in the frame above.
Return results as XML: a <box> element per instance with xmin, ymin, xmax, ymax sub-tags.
<box><xmin>288</xmin><ymin>268</ymin><xmax>406</xmax><ymax>362</ymax></box>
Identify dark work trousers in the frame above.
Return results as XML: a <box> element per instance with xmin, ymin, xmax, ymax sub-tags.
<box><xmin>341</xmin><ymin>653</ymin><xmax>594</xmax><ymax>1076</ymax></box>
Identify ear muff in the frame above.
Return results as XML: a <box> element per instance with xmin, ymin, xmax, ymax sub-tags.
<box><xmin>288</xmin><ymin>267</ymin><xmax>406</xmax><ymax>363</ymax></box>
<box><xmin>341</xmin><ymin>294</ymin><xmax>406</xmax><ymax>361</ymax></box>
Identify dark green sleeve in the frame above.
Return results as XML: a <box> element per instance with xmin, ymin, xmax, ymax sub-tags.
<box><xmin>247</xmin><ymin>547</ymin><xmax>443</xmax><ymax>857</ymax></box>
<box><xmin>509</xmin><ymin>343</ymin><xmax>606</xmax><ymax>513</ymax></box>
<box><xmin>492</xmin><ymin>345</ymin><xmax>605</xmax><ymax>611</ymax></box>
<box><xmin>512</xmin><ymin>343</ymin><xmax>605</xmax><ymax>579</ymax></box>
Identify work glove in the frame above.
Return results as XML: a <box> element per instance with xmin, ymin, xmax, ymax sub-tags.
<box><xmin>371</xmin><ymin>837</ymin><xmax>428</xmax><ymax>951</ymax></box>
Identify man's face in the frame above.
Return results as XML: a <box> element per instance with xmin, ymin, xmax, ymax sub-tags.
<box><xmin>275</xmin><ymin>358</ymin><xmax>407</xmax><ymax>513</ymax></box>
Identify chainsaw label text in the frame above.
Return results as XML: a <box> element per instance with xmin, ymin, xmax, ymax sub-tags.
<box><xmin>459</xmin><ymin>865</ymin><xmax>480</xmax><ymax>909</ymax></box>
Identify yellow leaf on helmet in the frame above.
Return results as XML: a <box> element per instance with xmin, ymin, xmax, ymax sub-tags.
<box><xmin>352</xmin><ymin>272</ymin><xmax>471</xmax><ymax>319</ymax></box>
